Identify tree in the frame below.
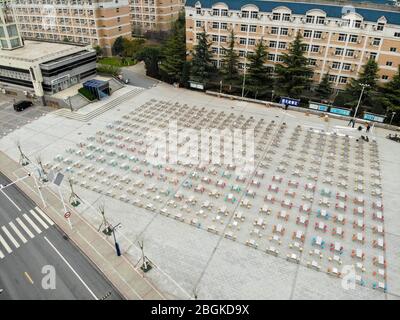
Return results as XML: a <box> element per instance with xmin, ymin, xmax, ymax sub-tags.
<box><xmin>122</xmin><ymin>38</ymin><xmax>145</xmax><ymax>58</ymax></box>
<box><xmin>335</xmin><ymin>59</ymin><xmax>383</xmax><ymax>111</ymax></box>
<box><xmin>315</xmin><ymin>73</ymin><xmax>332</xmax><ymax>100</ymax></box>
<box><xmin>245</xmin><ymin>39</ymin><xmax>272</xmax><ymax>98</ymax></box>
<box><xmin>220</xmin><ymin>30</ymin><xmax>239</xmax><ymax>88</ymax></box>
<box><xmin>136</xmin><ymin>46</ymin><xmax>163</xmax><ymax>78</ymax></box>
<box><xmin>380</xmin><ymin>66</ymin><xmax>400</xmax><ymax>112</ymax></box>
<box><xmin>160</xmin><ymin>12</ymin><xmax>187</xmax><ymax>85</ymax></box>
<box><xmin>93</xmin><ymin>45</ymin><xmax>103</xmax><ymax>58</ymax></box>
<box><xmin>112</xmin><ymin>36</ymin><xmax>124</xmax><ymax>56</ymax></box>
<box><xmin>190</xmin><ymin>30</ymin><xmax>213</xmax><ymax>85</ymax></box>
<box><xmin>275</xmin><ymin>31</ymin><xmax>313</xmax><ymax>98</ymax></box>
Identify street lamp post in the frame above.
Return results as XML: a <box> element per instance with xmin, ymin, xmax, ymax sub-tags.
<box><xmin>390</xmin><ymin>111</ymin><xmax>396</xmax><ymax>125</ymax></box>
<box><xmin>241</xmin><ymin>60</ymin><xmax>247</xmax><ymax>98</ymax></box>
<box><xmin>111</xmin><ymin>223</ymin><xmax>122</xmax><ymax>257</ymax></box>
<box><xmin>352</xmin><ymin>83</ymin><xmax>370</xmax><ymax>127</ymax></box>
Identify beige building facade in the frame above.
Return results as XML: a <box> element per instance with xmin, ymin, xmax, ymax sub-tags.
<box><xmin>185</xmin><ymin>0</ymin><xmax>400</xmax><ymax>89</ymax></box>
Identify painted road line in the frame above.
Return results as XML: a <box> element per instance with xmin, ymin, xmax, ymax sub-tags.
<box><xmin>0</xmin><ymin>185</ymin><xmax>22</xmax><ymax>212</ymax></box>
<box><xmin>9</xmin><ymin>222</ymin><xmax>27</xmax><ymax>244</ymax></box>
<box><xmin>16</xmin><ymin>218</ymin><xmax>35</xmax><ymax>239</ymax></box>
<box><xmin>0</xmin><ymin>233</ymin><xmax>12</xmax><ymax>254</ymax></box>
<box><xmin>44</xmin><ymin>236</ymin><xmax>99</xmax><ymax>300</ymax></box>
<box><xmin>24</xmin><ymin>272</ymin><xmax>34</xmax><ymax>285</ymax></box>
<box><xmin>34</xmin><ymin>207</ymin><xmax>54</xmax><ymax>226</ymax></box>
<box><xmin>0</xmin><ymin>249</ymin><xmax>4</xmax><ymax>259</ymax></box>
<box><xmin>29</xmin><ymin>209</ymin><xmax>48</xmax><ymax>229</ymax></box>
<box><xmin>23</xmin><ymin>214</ymin><xmax>42</xmax><ymax>234</ymax></box>
<box><xmin>2</xmin><ymin>226</ymin><xmax>20</xmax><ymax>248</ymax></box>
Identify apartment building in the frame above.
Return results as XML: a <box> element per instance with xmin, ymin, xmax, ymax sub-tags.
<box><xmin>130</xmin><ymin>0</ymin><xmax>185</xmax><ymax>34</ymax></box>
<box><xmin>185</xmin><ymin>0</ymin><xmax>400</xmax><ymax>89</ymax></box>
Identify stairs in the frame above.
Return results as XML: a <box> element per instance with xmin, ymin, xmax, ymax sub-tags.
<box><xmin>51</xmin><ymin>87</ymin><xmax>144</xmax><ymax>122</ymax></box>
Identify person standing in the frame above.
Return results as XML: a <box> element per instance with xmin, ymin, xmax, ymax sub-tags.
<box><xmin>366</xmin><ymin>122</ymin><xmax>371</xmax><ymax>133</ymax></box>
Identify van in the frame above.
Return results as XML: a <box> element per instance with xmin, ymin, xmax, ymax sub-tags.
<box><xmin>13</xmin><ymin>100</ymin><xmax>33</xmax><ymax>112</ymax></box>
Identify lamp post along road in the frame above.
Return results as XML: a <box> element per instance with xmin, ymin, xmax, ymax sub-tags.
<box><xmin>352</xmin><ymin>83</ymin><xmax>370</xmax><ymax>125</ymax></box>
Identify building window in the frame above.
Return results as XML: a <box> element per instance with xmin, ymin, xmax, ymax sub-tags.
<box><xmin>345</xmin><ymin>49</ymin><xmax>354</xmax><ymax>57</ymax></box>
<box><xmin>386</xmin><ymin>61</ymin><xmax>393</xmax><ymax>66</ymax></box>
<box><xmin>239</xmin><ymin>50</ymin><xmax>247</xmax><ymax>57</ymax></box>
<box><xmin>240</xmin><ymin>24</ymin><xmax>247</xmax><ymax>32</ymax></box>
<box><xmin>248</xmin><ymin>38</ymin><xmax>256</xmax><ymax>46</ymax></box>
<box><xmin>382</xmin><ymin>75</ymin><xmax>389</xmax><ymax>80</ymax></box>
<box><xmin>335</xmin><ymin>48</ymin><xmax>344</xmax><ymax>56</ymax></box>
<box><xmin>221</xmin><ymin>9</ymin><xmax>228</xmax><ymax>16</ymax></box>
<box><xmin>269</xmin><ymin>40</ymin><xmax>277</xmax><ymax>48</ymax></box>
<box><xmin>342</xmin><ymin>63</ymin><xmax>351</xmax><ymax>71</ymax></box>
<box><xmin>271</xmin><ymin>27</ymin><xmax>278</xmax><ymax>34</ymax></box>
<box><xmin>280</xmin><ymin>28</ymin><xmax>288</xmax><ymax>36</ymax></box>
<box><xmin>372</xmin><ymin>38</ymin><xmax>381</xmax><ymax>46</ymax></box>
<box><xmin>313</xmin><ymin>31</ymin><xmax>322</xmax><ymax>39</ymax></box>
<box><xmin>213</xmin><ymin>9</ymin><xmax>220</xmax><ymax>16</ymax></box>
<box><xmin>354</xmin><ymin>20</ymin><xmax>362</xmax><ymax>28</ymax></box>
<box><xmin>267</xmin><ymin>53</ymin><xmax>275</xmax><ymax>61</ymax></box>
<box><xmin>282</xmin><ymin>13</ymin><xmax>291</xmax><ymax>21</ymax></box>
<box><xmin>395</xmin><ymin>32</ymin><xmax>400</xmax><ymax>38</ymax></box>
<box><xmin>272</xmin><ymin>13</ymin><xmax>281</xmax><ymax>21</ymax></box>
<box><xmin>308</xmin><ymin>58</ymin><xmax>317</xmax><ymax>66</ymax></box>
<box><xmin>196</xmin><ymin>7</ymin><xmax>201</xmax><ymax>14</ymax></box>
<box><xmin>212</xmin><ymin>47</ymin><xmax>219</xmax><ymax>54</ymax></box>
<box><xmin>212</xmin><ymin>22</ymin><xmax>219</xmax><ymax>29</ymax></box>
<box><xmin>316</xmin><ymin>16</ymin><xmax>325</xmax><ymax>24</ymax></box>
<box><xmin>338</xmin><ymin>33</ymin><xmax>347</xmax><ymax>42</ymax></box>
<box><xmin>241</xmin><ymin>11</ymin><xmax>249</xmax><ymax>18</ymax></box>
<box><xmin>196</xmin><ymin>21</ymin><xmax>202</xmax><ymax>28</ymax></box>
<box><xmin>212</xmin><ymin>34</ymin><xmax>218</xmax><ymax>42</ymax></box>
<box><xmin>332</xmin><ymin>61</ymin><xmax>341</xmax><ymax>69</ymax></box>
<box><xmin>239</xmin><ymin>38</ymin><xmax>247</xmax><ymax>45</ymax></box>
<box><xmin>306</xmin><ymin>15</ymin><xmax>314</xmax><ymax>24</ymax></box>
<box><xmin>249</xmin><ymin>25</ymin><xmax>257</xmax><ymax>33</ymax></box>
<box><xmin>349</xmin><ymin>35</ymin><xmax>358</xmax><ymax>43</ymax></box>
<box><xmin>377</xmin><ymin>23</ymin><xmax>384</xmax><ymax>31</ymax></box>
<box><xmin>328</xmin><ymin>75</ymin><xmax>337</xmax><ymax>82</ymax></box>
<box><xmin>390</xmin><ymin>47</ymin><xmax>397</xmax><ymax>52</ymax></box>
<box><xmin>369</xmin><ymin>52</ymin><xmax>377</xmax><ymax>60</ymax></box>
<box><xmin>221</xmin><ymin>23</ymin><xmax>227</xmax><ymax>30</ymax></box>
<box><xmin>303</xmin><ymin>30</ymin><xmax>312</xmax><ymax>38</ymax></box>
<box><xmin>311</xmin><ymin>45</ymin><xmax>320</xmax><ymax>53</ymax></box>
<box><xmin>302</xmin><ymin>44</ymin><xmax>310</xmax><ymax>52</ymax></box>
<box><xmin>276</xmin><ymin>55</ymin><xmax>284</xmax><ymax>62</ymax></box>
<box><xmin>250</xmin><ymin>11</ymin><xmax>258</xmax><ymax>19</ymax></box>
<box><xmin>278</xmin><ymin>42</ymin><xmax>286</xmax><ymax>49</ymax></box>
<box><xmin>220</xmin><ymin>36</ymin><xmax>227</xmax><ymax>42</ymax></box>
<box><xmin>339</xmin><ymin>76</ymin><xmax>348</xmax><ymax>84</ymax></box>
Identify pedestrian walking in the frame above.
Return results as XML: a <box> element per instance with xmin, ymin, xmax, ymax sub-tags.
<box><xmin>366</xmin><ymin>122</ymin><xmax>371</xmax><ymax>133</ymax></box>
<box><xmin>348</xmin><ymin>118</ymin><xmax>353</xmax><ymax>126</ymax></box>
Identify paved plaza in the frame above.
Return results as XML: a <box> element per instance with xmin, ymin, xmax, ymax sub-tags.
<box><xmin>0</xmin><ymin>83</ymin><xmax>399</xmax><ymax>300</ymax></box>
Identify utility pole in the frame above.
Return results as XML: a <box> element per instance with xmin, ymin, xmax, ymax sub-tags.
<box><xmin>390</xmin><ymin>111</ymin><xmax>396</xmax><ymax>125</ymax></box>
<box><xmin>17</xmin><ymin>142</ymin><xmax>30</xmax><ymax>166</ymax></box>
<box><xmin>99</xmin><ymin>205</ymin><xmax>121</xmax><ymax>256</ymax></box>
<box><xmin>35</xmin><ymin>156</ymin><xmax>48</xmax><ymax>183</ymax></box>
<box><xmin>352</xmin><ymin>83</ymin><xmax>370</xmax><ymax>127</ymax></box>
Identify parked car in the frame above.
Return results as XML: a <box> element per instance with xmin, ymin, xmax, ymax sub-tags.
<box><xmin>13</xmin><ymin>100</ymin><xmax>33</xmax><ymax>112</ymax></box>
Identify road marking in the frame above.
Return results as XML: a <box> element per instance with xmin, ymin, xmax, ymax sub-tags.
<box><xmin>0</xmin><ymin>185</ymin><xmax>21</xmax><ymax>212</ymax></box>
<box><xmin>24</xmin><ymin>272</ymin><xmax>34</xmax><ymax>285</ymax></box>
<box><xmin>16</xmin><ymin>218</ymin><xmax>35</xmax><ymax>239</ymax></box>
<box><xmin>34</xmin><ymin>207</ymin><xmax>54</xmax><ymax>226</ymax></box>
<box><xmin>1</xmin><ymin>226</ymin><xmax>20</xmax><ymax>248</ymax></box>
<box><xmin>44</xmin><ymin>236</ymin><xmax>99</xmax><ymax>300</ymax></box>
<box><xmin>23</xmin><ymin>214</ymin><xmax>42</xmax><ymax>234</ymax></box>
<box><xmin>0</xmin><ymin>233</ymin><xmax>12</xmax><ymax>254</ymax></box>
<box><xmin>29</xmin><ymin>209</ymin><xmax>48</xmax><ymax>229</ymax></box>
<box><xmin>9</xmin><ymin>222</ymin><xmax>27</xmax><ymax>244</ymax></box>
<box><xmin>0</xmin><ymin>249</ymin><xmax>4</xmax><ymax>259</ymax></box>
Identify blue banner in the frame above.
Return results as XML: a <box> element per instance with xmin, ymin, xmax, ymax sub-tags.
<box><xmin>280</xmin><ymin>97</ymin><xmax>300</xmax><ymax>107</ymax></box>
<box><xmin>330</xmin><ymin>107</ymin><xmax>351</xmax><ymax>116</ymax></box>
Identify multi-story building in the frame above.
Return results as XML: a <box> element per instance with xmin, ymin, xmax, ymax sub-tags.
<box><xmin>131</xmin><ymin>0</ymin><xmax>185</xmax><ymax>35</ymax></box>
<box><xmin>3</xmin><ymin>0</ymin><xmax>184</xmax><ymax>54</ymax></box>
<box><xmin>185</xmin><ymin>0</ymin><xmax>400</xmax><ymax>89</ymax></box>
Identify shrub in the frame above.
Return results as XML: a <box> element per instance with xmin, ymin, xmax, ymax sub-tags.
<box><xmin>78</xmin><ymin>87</ymin><xmax>96</xmax><ymax>101</ymax></box>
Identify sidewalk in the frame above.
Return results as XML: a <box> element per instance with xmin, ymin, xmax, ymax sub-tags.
<box><xmin>0</xmin><ymin>151</ymin><xmax>165</xmax><ymax>300</ymax></box>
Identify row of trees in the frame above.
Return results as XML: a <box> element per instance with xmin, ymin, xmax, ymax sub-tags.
<box><xmin>119</xmin><ymin>12</ymin><xmax>399</xmax><ymax>121</ymax></box>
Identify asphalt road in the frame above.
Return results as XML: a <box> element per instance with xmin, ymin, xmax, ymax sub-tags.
<box><xmin>120</xmin><ymin>65</ymin><xmax>159</xmax><ymax>89</ymax></box>
<box><xmin>0</xmin><ymin>172</ymin><xmax>123</xmax><ymax>300</ymax></box>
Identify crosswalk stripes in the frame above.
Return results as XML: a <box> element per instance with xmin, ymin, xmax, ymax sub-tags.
<box><xmin>23</xmin><ymin>213</ymin><xmax>42</xmax><ymax>234</ymax></box>
<box><xmin>34</xmin><ymin>207</ymin><xmax>54</xmax><ymax>226</ymax></box>
<box><xmin>16</xmin><ymin>218</ymin><xmax>34</xmax><ymax>239</ymax></box>
<box><xmin>0</xmin><ymin>233</ymin><xmax>12</xmax><ymax>254</ymax></box>
<box><xmin>1</xmin><ymin>226</ymin><xmax>20</xmax><ymax>248</ymax></box>
<box><xmin>29</xmin><ymin>209</ymin><xmax>48</xmax><ymax>230</ymax></box>
<box><xmin>9</xmin><ymin>222</ymin><xmax>27</xmax><ymax>244</ymax></box>
<box><xmin>0</xmin><ymin>207</ymin><xmax>54</xmax><ymax>260</ymax></box>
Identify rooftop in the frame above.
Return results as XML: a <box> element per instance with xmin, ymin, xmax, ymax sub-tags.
<box><xmin>188</xmin><ymin>0</ymin><xmax>400</xmax><ymax>24</ymax></box>
<box><xmin>0</xmin><ymin>40</ymin><xmax>89</xmax><ymax>65</ymax></box>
